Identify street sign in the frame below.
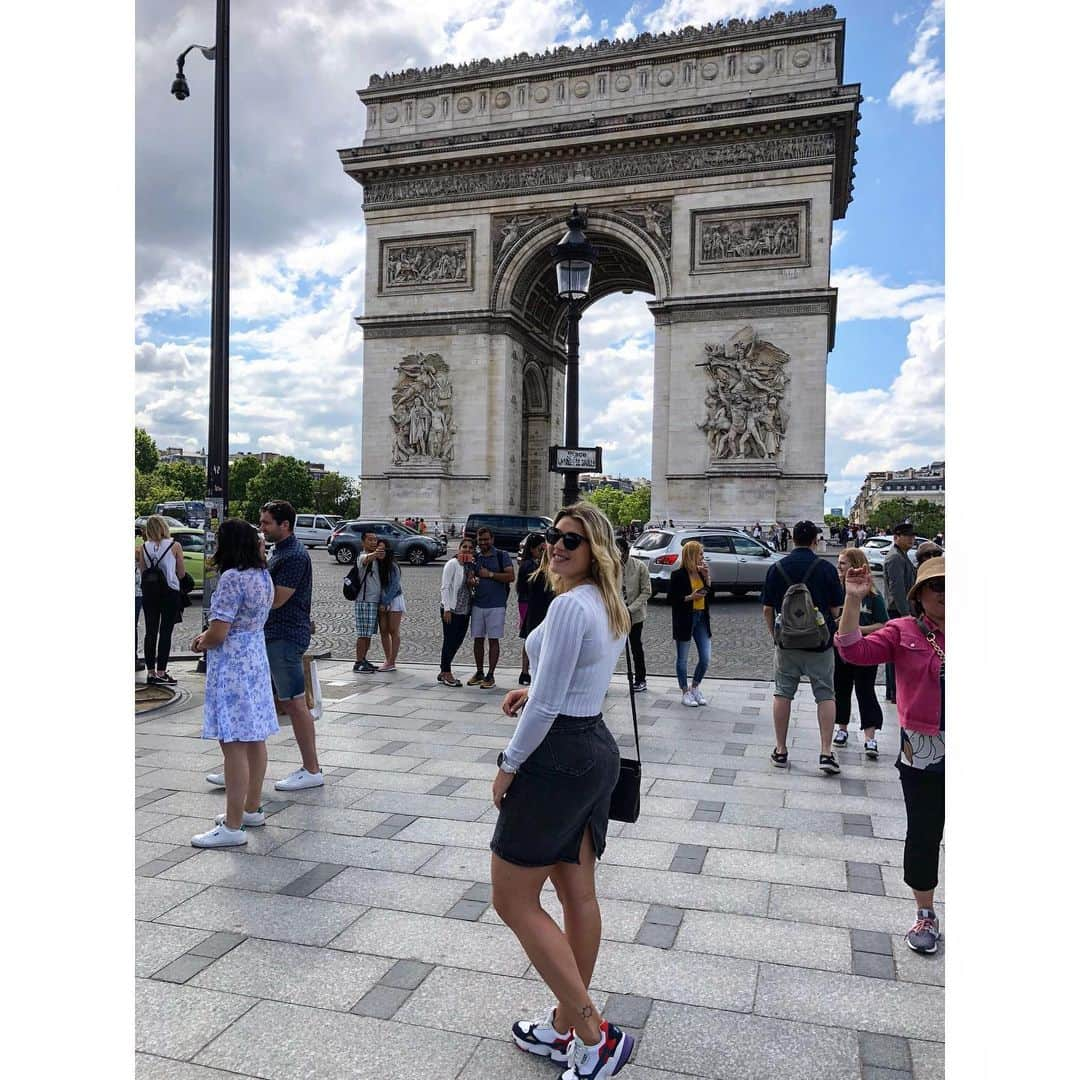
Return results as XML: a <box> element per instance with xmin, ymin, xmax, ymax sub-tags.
<box><xmin>549</xmin><ymin>446</ymin><xmax>602</xmax><ymax>473</ymax></box>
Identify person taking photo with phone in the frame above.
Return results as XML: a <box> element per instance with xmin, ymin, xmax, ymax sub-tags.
<box><xmin>668</xmin><ymin>540</ymin><xmax>712</xmax><ymax>707</ymax></box>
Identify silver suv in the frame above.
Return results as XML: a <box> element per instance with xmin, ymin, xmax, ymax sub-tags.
<box><xmin>329</xmin><ymin>520</ymin><xmax>447</xmax><ymax>566</ymax></box>
<box><xmin>630</xmin><ymin>526</ymin><xmax>782</xmax><ymax>598</ymax></box>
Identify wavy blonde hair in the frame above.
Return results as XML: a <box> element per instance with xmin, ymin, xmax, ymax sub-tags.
<box><xmin>537</xmin><ymin>503</ymin><xmax>630</xmax><ymax>639</ymax></box>
<box><xmin>679</xmin><ymin>539</ymin><xmax>705</xmax><ymax>574</ymax></box>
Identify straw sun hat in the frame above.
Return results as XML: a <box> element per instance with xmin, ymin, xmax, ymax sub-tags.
<box><xmin>907</xmin><ymin>555</ymin><xmax>944</xmax><ymax>604</ymax></box>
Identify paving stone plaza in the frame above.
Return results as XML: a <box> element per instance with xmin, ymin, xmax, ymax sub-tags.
<box><xmin>135</xmin><ymin>662</ymin><xmax>943</xmax><ymax>1079</ymax></box>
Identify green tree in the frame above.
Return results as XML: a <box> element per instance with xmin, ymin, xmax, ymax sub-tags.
<box><xmin>824</xmin><ymin>513</ymin><xmax>849</xmax><ymax>531</ymax></box>
<box><xmin>153</xmin><ymin>461</ymin><xmax>207</xmax><ymax>500</ymax></box>
<box><xmin>135</xmin><ymin>428</ymin><xmax>159</xmax><ymax>474</ymax></box>
<box><xmin>228</xmin><ymin>455</ymin><xmax>264</xmax><ymax>520</ymax></box>
<box><xmin>585</xmin><ymin>486</ymin><xmax>628</xmax><ymax>526</ymax></box>
<box><xmin>312</xmin><ymin>471</ymin><xmax>361</xmax><ymax>515</ymax></box>
<box><xmin>244</xmin><ymin>456</ymin><xmax>315</xmax><ymax>519</ymax></box>
<box><xmin>134</xmin><ymin>469</ymin><xmax>183</xmax><ymax>516</ymax></box>
<box><xmin>867</xmin><ymin>498</ymin><xmax>917</xmax><ymax>533</ymax></box>
<box><xmin>910</xmin><ymin>499</ymin><xmax>945</xmax><ymax>539</ymax></box>
<box><xmin>623</xmin><ymin>485</ymin><xmax>651</xmax><ymax>525</ymax></box>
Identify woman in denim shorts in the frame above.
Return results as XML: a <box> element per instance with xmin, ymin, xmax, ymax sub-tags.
<box><xmin>490</xmin><ymin>504</ymin><xmax>636</xmax><ymax>1080</ymax></box>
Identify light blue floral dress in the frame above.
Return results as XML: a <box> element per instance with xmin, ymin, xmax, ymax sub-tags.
<box><xmin>202</xmin><ymin>568</ymin><xmax>279</xmax><ymax>743</ymax></box>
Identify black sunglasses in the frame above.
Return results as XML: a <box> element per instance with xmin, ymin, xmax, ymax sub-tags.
<box><xmin>544</xmin><ymin>526</ymin><xmax>587</xmax><ymax>551</ymax></box>
<box><xmin>925</xmin><ymin>579</ymin><xmax>945</xmax><ymax>594</ymax></box>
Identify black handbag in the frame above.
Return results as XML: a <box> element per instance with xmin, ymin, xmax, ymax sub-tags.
<box><xmin>609</xmin><ymin>640</ymin><xmax>642</xmax><ymax>823</ymax></box>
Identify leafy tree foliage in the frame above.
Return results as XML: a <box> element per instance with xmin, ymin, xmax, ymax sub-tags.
<box><xmin>583</xmin><ymin>485</ymin><xmax>651</xmax><ymax>527</ymax></box>
<box><xmin>154</xmin><ymin>461</ymin><xmax>207</xmax><ymax>500</ymax></box>
<box><xmin>244</xmin><ymin>456</ymin><xmax>315</xmax><ymax>520</ymax></box>
<box><xmin>135</xmin><ymin>428</ymin><xmax>159</xmax><ymax>474</ymax></box>
<box><xmin>228</xmin><ymin>455</ymin><xmax>264</xmax><ymax>519</ymax></box>
<box><xmin>314</xmin><ymin>471</ymin><xmax>361</xmax><ymax>517</ymax></box>
<box><xmin>868</xmin><ymin>498</ymin><xmax>944</xmax><ymax>538</ymax></box>
<box><xmin>134</xmin><ymin>470</ymin><xmax>183</xmax><ymax>516</ymax></box>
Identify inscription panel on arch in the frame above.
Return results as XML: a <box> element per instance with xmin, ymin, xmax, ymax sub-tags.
<box><xmin>379</xmin><ymin>232</ymin><xmax>475</xmax><ymax>294</ymax></box>
<box><xmin>691</xmin><ymin>201</ymin><xmax>810</xmax><ymax>274</ymax></box>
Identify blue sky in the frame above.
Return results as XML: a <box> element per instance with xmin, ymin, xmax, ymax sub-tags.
<box><xmin>135</xmin><ymin>0</ymin><xmax>944</xmax><ymax>512</ymax></box>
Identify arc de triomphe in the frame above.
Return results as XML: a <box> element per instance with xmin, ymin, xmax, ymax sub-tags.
<box><xmin>339</xmin><ymin>4</ymin><xmax>860</xmax><ymax>525</ymax></box>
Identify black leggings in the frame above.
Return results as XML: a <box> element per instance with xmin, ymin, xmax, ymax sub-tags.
<box><xmin>834</xmin><ymin>651</ymin><xmax>883</xmax><ymax>730</ymax></box>
<box><xmin>440</xmin><ymin>611</ymin><xmax>471</xmax><ymax>673</ymax></box>
<box><xmin>628</xmin><ymin>620</ymin><xmax>646</xmax><ymax>682</ymax></box>
<box><xmin>898</xmin><ymin>764</ymin><xmax>945</xmax><ymax>892</ymax></box>
<box><xmin>142</xmin><ymin>589</ymin><xmax>181</xmax><ymax>672</ymax></box>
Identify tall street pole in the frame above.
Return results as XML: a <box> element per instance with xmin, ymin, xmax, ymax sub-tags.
<box><xmin>563</xmin><ymin>299</ymin><xmax>581</xmax><ymax>507</ymax></box>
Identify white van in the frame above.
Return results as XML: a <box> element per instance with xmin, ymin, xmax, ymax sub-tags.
<box><xmin>293</xmin><ymin>513</ymin><xmax>344</xmax><ymax>548</ymax></box>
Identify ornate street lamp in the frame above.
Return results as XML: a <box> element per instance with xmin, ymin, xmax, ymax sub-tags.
<box><xmin>171</xmin><ymin>1</ymin><xmax>230</xmax><ymax>671</ymax></box>
<box><xmin>550</xmin><ymin>205</ymin><xmax>597</xmax><ymax>506</ymax></box>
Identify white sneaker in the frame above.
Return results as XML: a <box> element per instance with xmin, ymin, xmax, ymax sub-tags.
<box><xmin>214</xmin><ymin>809</ymin><xmax>266</xmax><ymax>828</ymax></box>
<box><xmin>191</xmin><ymin>823</ymin><xmax>247</xmax><ymax>848</ymax></box>
<box><xmin>692</xmin><ymin>687</ymin><xmax>708</xmax><ymax>706</ymax></box>
<box><xmin>205</xmin><ymin>772</ymin><xmax>226</xmax><ymax>788</ymax></box>
<box><xmin>274</xmin><ymin>767</ymin><xmax>325</xmax><ymax>791</ymax></box>
<box><xmin>560</xmin><ymin>1021</ymin><xmax>635</xmax><ymax>1079</ymax></box>
<box><xmin>512</xmin><ymin>1006</ymin><xmax>574</xmax><ymax>1065</ymax></box>
<box><xmin>681</xmin><ymin>691</ymin><xmax>699</xmax><ymax>707</ymax></box>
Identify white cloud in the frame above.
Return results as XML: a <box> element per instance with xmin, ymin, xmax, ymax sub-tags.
<box><xmin>832</xmin><ymin>266</ymin><xmax>944</xmax><ymax>322</ymax></box>
<box><xmin>888</xmin><ymin>0</ymin><xmax>945</xmax><ymax>123</ymax></box>
<box><xmin>831</xmin><ymin>226</ymin><xmax>847</xmax><ymax>248</ymax></box>
<box><xmin>825</xmin><ymin>309</ymin><xmax>945</xmax><ymax>504</ymax></box>
<box><xmin>641</xmin><ymin>0</ymin><xmax>795</xmax><ymax>33</ymax></box>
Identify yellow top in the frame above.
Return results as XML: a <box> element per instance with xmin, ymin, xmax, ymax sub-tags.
<box><xmin>689</xmin><ymin>572</ymin><xmax>705</xmax><ymax>611</ymax></box>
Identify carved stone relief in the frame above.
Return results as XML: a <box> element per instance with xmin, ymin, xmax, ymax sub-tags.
<box><xmin>380</xmin><ymin>233</ymin><xmax>473</xmax><ymax>292</ymax></box>
<box><xmin>365</xmin><ymin>133</ymin><xmax>834</xmax><ymax>208</ymax></box>
<box><xmin>692</xmin><ymin>202</ymin><xmax>809</xmax><ymax>274</ymax></box>
<box><xmin>697</xmin><ymin>327</ymin><xmax>791</xmax><ymax>462</ymax></box>
<box><xmin>390</xmin><ymin>352</ymin><xmax>456</xmax><ymax>465</ymax></box>
<box><xmin>613</xmin><ymin>203</ymin><xmax>672</xmax><ymax>257</ymax></box>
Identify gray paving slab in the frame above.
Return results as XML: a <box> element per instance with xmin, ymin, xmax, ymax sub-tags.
<box><xmin>395</xmin><ymin>966</ymin><xmax>584</xmax><ymax>1040</ymax></box>
<box><xmin>187</xmin><ymin>931</ymin><xmax>246</xmax><ymax>959</ymax></box>
<box><xmin>700</xmin><ymin>848</ymin><xmax>847</xmax><ymax>889</ymax></box>
<box><xmin>158</xmin><ymin>850</ymin><xmax>319</xmax><ymax>893</ymax></box>
<box><xmin>138</xmin><ymin>815</ymin><xmax>302</xmax><ymax>855</ymax></box>
<box><xmin>618</xmin><ymin>815</ymin><xmax>778</xmax><ymax>853</ymax></box>
<box><xmin>908</xmin><ymin>1038</ymin><xmax>945</xmax><ymax>1080</ymax></box>
<box><xmin>379</xmin><ymin>959</ymin><xmax>435</xmax><ymax>990</ymax></box>
<box><xmin>587</xmin><ymin>939</ymin><xmax>757</xmax><ymax>1011</ymax></box>
<box><xmin>134</xmin><ymin>1054</ymin><xmax>242</xmax><ymax>1079</ymax></box>
<box><xmin>135</xmin><ymin>978</ymin><xmax>257</xmax><ymax>1060</ymax></box>
<box><xmin>191</xmin><ymin>937</ymin><xmax>393</xmax><ymax>1010</ymax></box>
<box><xmin>453</xmin><ymin>1037</ymin><xmax>578</xmax><ymax>1079</ymax></box>
<box><xmin>648</xmin><ymin>777</ymin><xmax>785</xmax><ymax>806</ymax></box>
<box><xmin>852</xmin><ymin>929</ymin><xmax>894</xmax><ymax>956</ymax></box>
<box><xmin>779</xmin><ymin>829</ymin><xmax>906</xmax><ymax>867</ymax></box>
<box><xmin>134</xmin><ymin>809</ymin><xmax>178</xmax><ymax>837</ymax></box>
<box><xmin>754</xmin><ymin>963</ymin><xmax>945</xmax><ymax>1041</ymax></box>
<box><xmin>415</xmin><ymin>845</ymin><xmax>493</xmax><ymax>883</ymax></box>
<box><xmin>676</xmin><ymin>910</ymin><xmax>852</xmax><ymax>972</ymax></box>
<box><xmin>350</xmin><ymin>983</ymin><xmax>413</xmax><ymax>1018</ymax></box>
<box><xmin>154</xmin><ymin>885</ymin><xmax>365</xmax><ymax>947</ymax></box>
<box><xmin>264</xmin><ymin>803</ymin><xmax>391</xmax><ymax>836</ymax></box>
<box><xmin>594</xmin><ymin>862</ymin><xmax>770</xmax><ymax>916</ymax></box>
<box><xmin>859</xmin><ymin>1030</ymin><xmax>913</xmax><ymax>1070</ymax></box>
<box><xmin>311</xmin><ymin>865</ymin><xmax>472</xmax><ymax>914</ymax></box>
<box><xmin>769</xmin><ymin>884</ymin><xmax>931</xmax><ymax>935</ymax></box>
<box><xmin>853</xmin><ymin>950</ymin><xmax>897</xmax><ymax>979</ymax></box>
<box><xmin>721</xmin><ymin>803</ymin><xmax>845</xmax><ymax>834</ymax></box>
<box><xmin>348</xmin><ymin>789</ymin><xmax>491</xmax><ymax>821</ymax></box>
<box><xmin>636</xmin><ymin>1000</ymin><xmax>861</xmax><ymax>1079</ymax></box>
<box><xmin>192</xmin><ymin>999</ymin><xmax>478</xmax><ymax>1078</ymax></box>
<box><xmin>136</xmin><ymin>877</ymin><xmax>207</xmax><ymax>921</ymax></box>
<box><xmin>278</xmin><ymin>861</ymin><xmax>347</xmax><ymax>897</ymax></box>
<box><xmin>270</xmin><ymin>830</ymin><xmax>441</xmax><ymax>871</ymax></box>
<box><xmin>149</xmin><ymin>953</ymin><xmax>218</xmax><ymax>984</ymax></box>
<box><xmin>892</xmin><ymin>938</ymin><xmax>946</xmax><ymax>987</ymax></box>
<box><xmin>330</xmin><ymin>907</ymin><xmax>531</xmax><ymax>976</ymax></box>
<box><xmin>135</xmin><ymin>923</ymin><xmax>214</xmax><ymax>978</ymax></box>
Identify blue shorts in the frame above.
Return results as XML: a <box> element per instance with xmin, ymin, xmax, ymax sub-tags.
<box><xmin>266</xmin><ymin>638</ymin><xmax>306</xmax><ymax>700</ymax></box>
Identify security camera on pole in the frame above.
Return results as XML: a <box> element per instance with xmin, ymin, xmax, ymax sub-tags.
<box><xmin>548</xmin><ymin>206</ymin><xmax>598</xmax><ymax>507</ymax></box>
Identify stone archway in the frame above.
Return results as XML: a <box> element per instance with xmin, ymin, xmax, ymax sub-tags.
<box><xmin>341</xmin><ymin>4</ymin><xmax>860</xmax><ymax>526</ymax></box>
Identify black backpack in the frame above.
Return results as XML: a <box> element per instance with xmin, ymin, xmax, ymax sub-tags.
<box><xmin>141</xmin><ymin>543</ymin><xmax>173</xmax><ymax>603</ymax></box>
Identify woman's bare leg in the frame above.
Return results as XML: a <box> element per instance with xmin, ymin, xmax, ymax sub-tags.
<box><xmin>221</xmin><ymin>741</ymin><xmax>249</xmax><ymax>829</ymax></box>
<box><xmin>245</xmin><ymin>741</ymin><xmax>267</xmax><ymax>812</ymax></box>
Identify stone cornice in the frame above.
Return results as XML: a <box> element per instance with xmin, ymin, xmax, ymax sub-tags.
<box><xmin>362</xmin><ymin>6</ymin><xmax>840</xmax><ymax>94</ymax></box>
<box><xmin>357</xmin><ymin>310</ymin><xmax>563</xmax><ymax>359</ymax></box>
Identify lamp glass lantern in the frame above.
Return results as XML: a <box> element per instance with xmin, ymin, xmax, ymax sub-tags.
<box><xmin>553</xmin><ymin>206</ymin><xmax>595</xmax><ymax>302</ymax></box>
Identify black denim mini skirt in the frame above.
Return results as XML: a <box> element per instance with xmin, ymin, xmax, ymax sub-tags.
<box><xmin>490</xmin><ymin>713</ymin><xmax>621</xmax><ymax>868</ymax></box>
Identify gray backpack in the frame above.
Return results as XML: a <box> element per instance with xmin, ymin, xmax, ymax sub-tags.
<box><xmin>774</xmin><ymin>558</ymin><xmax>830</xmax><ymax>650</ymax></box>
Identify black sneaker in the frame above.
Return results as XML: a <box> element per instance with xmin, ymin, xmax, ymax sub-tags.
<box><xmin>518</xmin><ymin>673</ymin><xmax>531</xmax><ymax>686</ymax></box>
<box><xmin>770</xmin><ymin>749</ymin><xmax>789</xmax><ymax>768</ymax></box>
<box><xmin>833</xmin><ymin>728</ymin><xmax>848</xmax><ymax>746</ymax></box>
<box><xmin>818</xmin><ymin>753</ymin><xmax>841</xmax><ymax>775</ymax></box>
<box><xmin>157</xmin><ymin>672</ymin><xmax>177</xmax><ymax>686</ymax></box>
<box><xmin>353</xmin><ymin>660</ymin><xmax>377</xmax><ymax>673</ymax></box>
<box><xmin>632</xmin><ymin>680</ymin><xmax>647</xmax><ymax>693</ymax></box>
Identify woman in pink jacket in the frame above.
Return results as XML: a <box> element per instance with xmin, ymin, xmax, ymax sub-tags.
<box><xmin>835</xmin><ymin>556</ymin><xmax>945</xmax><ymax>956</ymax></box>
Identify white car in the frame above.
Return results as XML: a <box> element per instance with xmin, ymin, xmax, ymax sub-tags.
<box><xmin>860</xmin><ymin>536</ymin><xmax>929</xmax><ymax>571</ymax></box>
<box><xmin>293</xmin><ymin>513</ymin><xmax>344</xmax><ymax>548</ymax></box>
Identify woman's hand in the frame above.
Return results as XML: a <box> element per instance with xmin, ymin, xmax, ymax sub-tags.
<box><xmin>501</xmin><ymin>688</ymin><xmax>529</xmax><ymax>717</ymax></box>
<box><xmin>442</xmin><ymin>609</ymin><xmax>452</xmax><ymax>624</ymax></box>
<box><xmin>379</xmin><ymin>604</ymin><xmax>388</xmax><ymax>613</ymax></box>
<box><xmin>844</xmin><ymin>565</ymin><xmax>872</xmax><ymax>599</ymax></box>
<box><xmin>192</xmin><ymin>633</ymin><xmax>207</xmax><ymax>653</ymax></box>
<box><xmin>492</xmin><ymin>768</ymin><xmax>515</xmax><ymax>809</ymax></box>
<box><xmin>697</xmin><ymin>559</ymin><xmax>710</xmax><ymax>582</ymax></box>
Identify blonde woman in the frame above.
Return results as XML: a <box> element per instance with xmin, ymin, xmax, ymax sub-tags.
<box><xmin>490</xmin><ymin>504</ymin><xmax>636</xmax><ymax>1080</ymax></box>
<box><xmin>832</xmin><ymin>547</ymin><xmax>888</xmax><ymax>757</ymax></box>
<box><xmin>668</xmin><ymin>539</ymin><xmax>712</xmax><ymax>707</ymax></box>
<box><xmin>137</xmin><ymin>514</ymin><xmax>186</xmax><ymax>685</ymax></box>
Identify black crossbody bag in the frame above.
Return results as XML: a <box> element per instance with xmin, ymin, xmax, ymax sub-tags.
<box><xmin>609</xmin><ymin>640</ymin><xmax>642</xmax><ymax>823</ymax></box>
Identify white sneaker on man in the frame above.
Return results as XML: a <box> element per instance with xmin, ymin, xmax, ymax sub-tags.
<box><xmin>681</xmin><ymin>691</ymin><xmax>699</xmax><ymax>707</ymax></box>
<box><xmin>691</xmin><ymin>687</ymin><xmax>708</xmax><ymax>706</ymax></box>
<box><xmin>191</xmin><ymin>823</ymin><xmax>247</xmax><ymax>848</ymax></box>
<box><xmin>205</xmin><ymin>772</ymin><xmax>226</xmax><ymax>788</ymax></box>
<box><xmin>214</xmin><ymin>809</ymin><xmax>266</xmax><ymax>828</ymax></box>
<box><xmin>274</xmin><ymin>767</ymin><xmax>324</xmax><ymax>791</ymax></box>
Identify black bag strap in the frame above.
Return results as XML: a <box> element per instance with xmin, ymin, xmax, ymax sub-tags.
<box><xmin>144</xmin><ymin>542</ymin><xmax>171</xmax><ymax>570</ymax></box>
<box><xmin>624</xmin><ymin>639</ymin><xmax>641</xmax><ymax>764</ymax></box>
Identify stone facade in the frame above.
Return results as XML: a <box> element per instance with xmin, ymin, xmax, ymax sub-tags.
<box><xmin>340</xmin><ymin>5</ymin><xmax>860</xmax><ymax>526</ymax></box>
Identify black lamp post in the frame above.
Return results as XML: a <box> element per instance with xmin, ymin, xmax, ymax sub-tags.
<box><xmin>550</xmin><ymin>206</ymin><xmax>596</xmax><ymax>506</ymax></box>
<box><xmin>172</xmin><ymin>0</ymin><xmax>230</xmax><ymax>671</ymax></box>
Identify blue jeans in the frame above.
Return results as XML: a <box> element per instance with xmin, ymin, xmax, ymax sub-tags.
<box><xmin>676</xmin><ymin>610</ymin><xmax>711</xmax><ymax>688</ymax></box>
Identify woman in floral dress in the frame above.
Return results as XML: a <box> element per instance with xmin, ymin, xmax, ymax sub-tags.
<box><xmin>190</xmin><ymin>519</ymin><xmax>279</xmax><ymax>848</ymax></box>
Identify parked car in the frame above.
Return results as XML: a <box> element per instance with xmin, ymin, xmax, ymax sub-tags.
<box><xmin>136</xmin><ymin>527</ymin><xmax>206</xmax><ymax>591</ymax></box>
<box><xmin>293</xmin><ymin>513</ymin><xmax>344</xmax><ymax>548</ymax></box>
<box><xmin>860</xmin><ymin>535</ymin><xmax>928</xmax><ymax>571</ymax></box>
<box><xmin>464</xmin><ymin>513</ymin><xmax>554</xmax><ymax>553</ymax></box>
<box><xmin>629</xmin><ymin>526</ymin><xmax>782</xmax><ymax>598</ymax></box>
<box><xmin>153</xmin><ymin>500</ymin><xmax>207</xmax><ymax>528</ymax></box>
<box><xmin>328</xmin><ymin>519</ymin><xmax>447</xmax><ymax>566</ymax></box>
